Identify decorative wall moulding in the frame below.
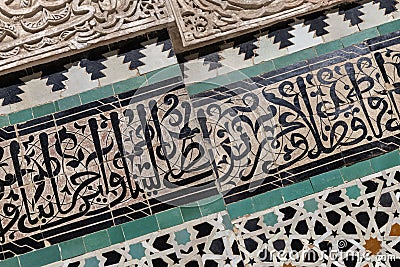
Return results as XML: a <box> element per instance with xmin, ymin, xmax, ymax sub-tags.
<box><xmin>0</xmin><ymin>0</ymin><xmax>354</xmax><ymax>73</ymax></box>
<box><xmin>170</xmin><ymin>0</ymin><xmax>353</xmax><ymax>48</ymax></box>
<box><xmin>0</xmin><ymin>0</ymin><xmax>174</xmax><ymax>74</ymax></box>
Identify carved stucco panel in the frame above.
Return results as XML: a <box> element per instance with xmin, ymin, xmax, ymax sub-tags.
<box><xmin>170</xmin><ymin>0</ymin><xmax>353</xmax><ymax>47</ymax></box>
<box><xmin>0</xmin><ymin>0</ymin><xmax>174</xmax><ymax>73</ymax></box>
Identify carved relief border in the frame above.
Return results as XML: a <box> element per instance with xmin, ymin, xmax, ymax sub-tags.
<box><xmin>170</xmin><ymin>0</ymin><xmax>353</xmax><ymax>48</ymax></box>
<box><xmin>0</xmin><ymin>0</ymin><xmax>174</xmax><ymax>74</ymax></box>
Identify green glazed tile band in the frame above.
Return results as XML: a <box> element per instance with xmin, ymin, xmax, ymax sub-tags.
<box><xmin>9</xmin><ymin>109</ymin><xmax>33</xmax><ymax>125</ymax></box>
<box><xmin>227</xmin><ymin>149</ymin><xmax>400</xmax><ymax>220</ymax></box>
<box><xmin>377</xmin><ymin>19</ymin><xmax>400</xmax><ymax>36</ymax></box>
<box><xmin>59</xmin><ymin>237</ymin><xmax>86</xmax><ymax>260</ymax></box>
<box><xmin>0</xmin><ymin>257</ymin><xmax>19</xmax><ymax>267</ymax></box>
<box><xmin>273</xmin><ymin>47</ymin><xmax>317</xmax><ymax>69</ymax></box>
<box><xmin>32</xmin><ymin>102</ymin><xmax>57</xmax><ymax>118</ymax></box>
<box><xmin>0</xmin><ymin>193</ymin><xmax>224</xmax><ymax>267</ymax></box>
<box><xmin>107</xmin><ymin>225</ymin><xmax>125</xmax><ymax>245</ymax></box>
<box><xmin>0</xmin><ymin>64</ymin><xmax>183</xmax><ymax>129</ymax></box>
<box><xmin>340</xmin><ymin>27</ymin><xmax>380</xmax><ymax>47</ymax></box>
<box><xmin>310</xmin><ymin>169</ymin><xmax>344</xmax><ymax>192</ymax></box>
<box><xmin>80</xmin><ymin>85</ymin><xmax>114</xmax><ymax>105</ymax></box>
<box><xmin>19</xmin><ymin>245</ymin><xmax>60</xmax><ymax>267</ymax></box>
<box><xmin>315</xmin><ymin>40</ymin><xmax>344</xmax><ymax>56</ymax></box>
<box><xmin>83</xmin><ymin>230</ymin><xmax>111</xmax><ymax>252</ymax></box>
<box><xmin>156</xmin><ymin>208</ymin><xmax>184</xmax><ymax>229</ymax></box>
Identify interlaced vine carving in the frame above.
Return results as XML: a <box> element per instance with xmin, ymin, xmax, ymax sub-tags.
<box><xmin>172</xmin><ymin>0</ymin><xmax>352</xmax><ymax>46</ymax></box>
<box><xmin>0</xmin><ymin>0</ymin><xmax>172</xmax><ymax>71</ymax></box>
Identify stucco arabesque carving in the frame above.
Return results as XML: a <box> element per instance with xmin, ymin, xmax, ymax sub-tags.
<box><xmin>0</xmin><ymin>0</ymin><xmax>174</xmax><ymax>74</ymax></box>
<box><xmin>171</xmin><ymin>0</ymin><xmax>353</xmax><ymax>48</ymax></box>
<box><xmin>0</xmin><ymin>0</ymin><xmax>351</xmax><ymax>73</ymax></box>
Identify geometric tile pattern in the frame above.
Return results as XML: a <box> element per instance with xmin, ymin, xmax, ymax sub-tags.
<box><xmin>233</xmin><ymin>165</ymin><xmax>400</xmax><ymax>266</ymax></box>
<box><xmin>0</xmin><ymin>30</ymin><xmax>176</xmax><ymax>115</ymax></box>
<box><xmin>25</xmin><ymin>165</ymin><xmax>400</xmax><ymax>267</ymax></box>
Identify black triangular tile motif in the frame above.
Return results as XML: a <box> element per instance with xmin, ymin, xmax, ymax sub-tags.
<box><xmin>301</xmin><ymin>11</ymin><xmax>330</xmax><ymax>37</ymax></box>
<box><xmin>200</xmin><ymin>51</ymin><xmax>222</xmax><ymax>71</ymax></box>
<box><xmin>152</xmin><ymin>29</ymin><xmax>175</xmax><ymax>58</ymax></box>
<box><xmin>267</xmin><ymin>20</ymin><xmax>295</xmax><ymax>49</ymax></box>
<box><xmin>79</xmin><ymin>53</ymin><xmax>107</xmax><ymax>80</ymax></box>
<box><xmin>45</xmin><ymin>72</ymin><xmax>68</xmax><ymax>92</ymax></box>
<box><xmin>35</xmin><ymin>58</ymin><xmax>70</xmax><ymax>92</ymax></box>
<box><xmin>339</xmin><ymin>2</ymin><xmax>365</xmax><ymax>26</ymax></box>
<box><xmin>118</xmin><ymin>36</ymin><xmax>148</xmax><ymax>70</ymax></box>
<box><xmin>233</xmin><ymin>33</ymin><xmax>259</xmax><ymax>60</ymax></box>
<box><xmin>0</xmin><ymin>71</ymin><xmax>25</xmax><ymax>106</ymax></box>
<box><xmin>374</xmin><ymin>0</ymin><xmax>398</xmax><ymax>15</ymax></box>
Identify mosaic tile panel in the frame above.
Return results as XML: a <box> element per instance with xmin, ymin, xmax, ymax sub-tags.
<box><xmin>1</xmin><ymin>3</ymin><xmax>400</xmax><ymax>265</ymax></box>
<box><xmin>1</xmin><ymin>19</ymin><xmax>400</xmax><ymax>263</ymax></box>
<box><xmin>233</xmin><ymin>165</ymin><xmax>400</xmax><ymax>266</ymax></box>
<box><xmin>12</xmin><ymin>161</ymin><xmax>399</xmax><ymax>267</ymax></box>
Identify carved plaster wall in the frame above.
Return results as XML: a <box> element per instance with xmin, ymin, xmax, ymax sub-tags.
<box><xmin>0</xmin><ymin>0</ymin><xmax>174</xmax><ymax>74</ymax></box>
<box><xmin>0</xmin><ymin>0</ymin><xmax>352</xmax><ymax>74</ymax></box>
<box><xmin>170</xmin><ymin>0</ymin><xmax>354</xmax><ymax>48</ymax></box>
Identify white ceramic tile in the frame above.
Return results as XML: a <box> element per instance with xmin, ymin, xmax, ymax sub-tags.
<box><xmin>323</xmin><ymin>9</ymin><xmax>359</xmax><ymax>42</ymax></box>
<box><xmin>99</xmin><ymin>50</ymin><xmax>139</xmax><ymax>86</ymax></box>
<box><xmin>287</xmin><ymin>21</ymin><xmax>324</xmax><ymax>53</ymax></box>
<box><xmin>218</xmin><ymin>45</ymin><xmax>254</xmax><ymax>75</ymax></box>
<box><xmin>182</xmin><ymin>56</ymin><xmax>218</xmax><ymax>84</ymax></box>
<box><xmin>15</xmin><ymin>73</ymin><xmax>60</xmax><ymax>112</ymax></box>
<box><xmin>359</xmin><ymin>1</ymin><xmax>393</xmax><ymax>30</ymax></box>
<box><xmin>254</xmin><ymin>34</ymin><xmax>288</xmax><ymax>64</ymax></box>
<box><xmin>63</xmin><ymin>62</ymin><xmax>99</xmax><ymax>97</ymax></box>
<box><xmin>137</xmin><ymin>38</ymin><xmax>178</xmax><ymax>75</ymax></box>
